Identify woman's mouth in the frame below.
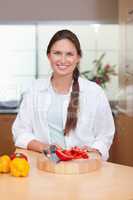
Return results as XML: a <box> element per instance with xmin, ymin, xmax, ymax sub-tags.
<box><xmin>56</xmin><ymin>65</ymin><xmax>69</xmax><ymax>70</ymax></box>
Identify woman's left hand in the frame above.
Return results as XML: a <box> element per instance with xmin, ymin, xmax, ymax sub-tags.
<box><xmin>82</xmin><ymin>146</ymin><xmax>102</xmax><ymax>157</ymax></box>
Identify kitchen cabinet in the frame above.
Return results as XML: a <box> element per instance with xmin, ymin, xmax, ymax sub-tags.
<box><xmin>0</xmin><ymin>113</ymin><xmax>16</xmax><ymax>156</ymax></box>
<box><xmin>109</xmin><ymin>112</ymin><xmax>133</xmax><ymax>166</ymax></box>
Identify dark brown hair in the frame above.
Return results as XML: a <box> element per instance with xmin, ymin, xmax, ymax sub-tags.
<box><xmin>47</xmin><ymin>30</ymin><xmax>82</xmax><ymax>135</ymax></box>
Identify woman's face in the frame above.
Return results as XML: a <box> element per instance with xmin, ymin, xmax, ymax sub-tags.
<box><xmin>48</xmin><ymin>39</ymin><xmax>80</xmax><ymax>77</ymax></box>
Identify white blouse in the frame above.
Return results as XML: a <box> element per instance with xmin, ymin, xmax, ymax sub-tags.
<box><xmin>12</xmin><ymin>76</ymin><xmax>115</xmax><ymax>160</ymax></box>
<box><xmin>47</xmin><ymin>84</ymin><xmax>69</xmax><ymax>148</ymax></box>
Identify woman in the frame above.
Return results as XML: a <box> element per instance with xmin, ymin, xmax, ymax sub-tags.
<box><xmin>12</xmin><ymin>30</ymin><xmax>115</xmax><ymax>160</ymax></box>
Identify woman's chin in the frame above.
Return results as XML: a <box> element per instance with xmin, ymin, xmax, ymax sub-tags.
<box><xmin>54</xmin><ymin>69</ymin><xmax>72</xmax><ymax>76</ymax></box>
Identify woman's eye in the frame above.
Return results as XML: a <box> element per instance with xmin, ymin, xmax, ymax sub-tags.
<box><xmin>53</xmin><ymin>51</ymin><xmax>61</xmax><ymax>55</ymax></box>
<box><xmin>67</xmin><ymin>52</ymin><xmax>74</xmax><ymax>56</ymax></box>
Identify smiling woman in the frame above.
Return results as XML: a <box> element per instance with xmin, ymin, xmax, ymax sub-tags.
<box><xmin>12</xmin><ymin>29</ymin><xmax>115</xmax><ymax>161</ymax></box>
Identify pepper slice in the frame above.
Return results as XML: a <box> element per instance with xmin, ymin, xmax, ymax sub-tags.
<box><xmin>55</xmin><ymin>149</ymin><xmax>73</xmax><ymax>161</ymax></box>
<box><xmin>55</xmin><ymin>146</ymin><xmax>89</xmax><ymax>161</ymax></box>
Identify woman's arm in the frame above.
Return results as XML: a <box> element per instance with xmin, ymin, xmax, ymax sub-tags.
<box><xmin>91</xmin><ymin>89</ymin><xmax>115</xmax><ymax>160</ymax></box>
<box><xmin>12</xmin><ymin>87</ymin><xmax>47</xmax><ymax>151</ymax></box>
<box><xmin>27</xmin><ymin>139</ymin><xmax>49</xmax><ymax>153</ymax></box>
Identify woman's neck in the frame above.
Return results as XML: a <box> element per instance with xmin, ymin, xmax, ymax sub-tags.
<box><xmin>51</xmin><ymin>74</ymin><xmax>73</xmax><ymax>94</ymax></box>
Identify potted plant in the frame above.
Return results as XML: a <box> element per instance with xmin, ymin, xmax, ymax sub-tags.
<box><xmin>81</xmin><ymin>53</ymin><xmax>117</xmax><ymax>88</ymax></box>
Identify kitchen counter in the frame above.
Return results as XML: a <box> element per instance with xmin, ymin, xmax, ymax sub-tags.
<box><xmin>0</xmin><ymin>109</ymin><xmax>18</xmax><ymax>114</ymax></box>
<box><xmin>0</xmin><ymin>100</ymin><xmax>19</xmax><ymax>113</ymax></box>
<box><xmin>0</xmin><ymin>149</ymin><xmax>133</xmax><ymax>200</ymax></box>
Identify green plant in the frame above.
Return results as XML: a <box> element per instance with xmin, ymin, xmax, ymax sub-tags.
<box><xmin>81</xmin><ymin>53</ymin><xmax>117</xmax><ymax>88</ymax></box>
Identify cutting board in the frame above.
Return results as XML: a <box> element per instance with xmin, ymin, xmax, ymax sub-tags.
<box><xmin>37</xmin><ymin>152</ymin><xmax>102</xmax><ymax>174</ymax></box>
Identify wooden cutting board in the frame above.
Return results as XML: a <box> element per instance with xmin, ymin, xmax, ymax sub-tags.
<box><xmin>37</xmin><ymin>152</ymin><xmax>102</xmax><ymax>174</ymax></box>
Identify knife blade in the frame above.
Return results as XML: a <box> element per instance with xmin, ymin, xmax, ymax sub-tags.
<box><xmin>43</xmin><ymin>145</ymin><xmax>60</xmax><ymax>164</ymax></box>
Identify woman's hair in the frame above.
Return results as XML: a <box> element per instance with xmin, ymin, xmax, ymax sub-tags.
<box><xmin>47</xmin><ymin>29</ymin><xmax>82</xmax><ymax>135</ymax></box>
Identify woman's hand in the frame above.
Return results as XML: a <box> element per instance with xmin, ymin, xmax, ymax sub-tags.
<box><xmin>27</xmin><ymin>140</ymin><xmax>50</xmax><ymax>153</ymax></box>
<box><xmin>83</xmin><ymin>146</ymin><xmax>102</xmax><ymax>157</ymax></box>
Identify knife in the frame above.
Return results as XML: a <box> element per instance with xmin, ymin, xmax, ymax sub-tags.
<box><xmin>43</xmin><ymin>145</ymin><xmax>60</xmax><ymax>164</ymax></box>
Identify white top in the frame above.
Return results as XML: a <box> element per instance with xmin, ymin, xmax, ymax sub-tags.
<box><xmin>12</xmin><ymin>75</ymin><xmax>115</xmax><ymax>160</ymax></box>
<box><xmin>47</xmin><ymin>84</ymin><xmax>69</xmax><ymax>148</ymax></box>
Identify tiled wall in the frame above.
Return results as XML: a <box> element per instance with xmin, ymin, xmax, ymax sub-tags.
<box><xmin>0</xmin><ymin>25</ymin><xmax>36</xmax><ymax>101</ymax></box>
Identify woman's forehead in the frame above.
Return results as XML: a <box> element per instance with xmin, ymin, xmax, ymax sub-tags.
<box><xmin>50</xmin><ymin>39</ymin><xmax>77</xmax><ymax>51</ymax></box>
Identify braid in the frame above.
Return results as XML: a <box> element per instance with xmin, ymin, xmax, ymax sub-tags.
<box><xmin>64</xmin><ymin>67</ymin><xmax>80</xmax><ymax>135</ymax></box>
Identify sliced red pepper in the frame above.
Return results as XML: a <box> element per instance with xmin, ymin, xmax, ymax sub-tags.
<box><xmin>55</xmin><ymin>149</ymin><xmax>73</xmax><ymax>161</ymax></box>
<box><xmin>55</xmin><ymin>146</ymin><xmax>89</xmax><ymax>161</ymax></box>
<box><xmin>73</xmin><ymin>153</ymin><xmax>83</xmax><ymax>159</ymax></box>
<box><xmin>62</xmin><ymin>150</ymin><xmax>73</xmax><ymax>156</ymax></box>
<box><xmin>80</xmin><ymin>152</ymin><xmax>89</xmax><ymax>159</ymax></box>
<box><xmin>70</xmin><ymin>147</ymin><xmax>89</xmax><ymax>159</ymax></box>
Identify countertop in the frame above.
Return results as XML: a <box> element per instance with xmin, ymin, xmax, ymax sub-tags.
<box><xmin>0</xmin><ymin>149</ymin><xmax>133</xmax><ymax>200</ymax></box>
<box><xmin>0</xmin><ymin>109</ymin><xmax>18</xmax><ymax>114</ymax></box>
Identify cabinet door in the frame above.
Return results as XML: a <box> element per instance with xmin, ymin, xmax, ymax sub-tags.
<box><xmin>0</xmin><ymin>114</ymin><xmax>16</xmax><ymax>156</ymax></box>
<box><xmin>109</xmin><ymin>113</ymin><xmax>133</xmax><ymax>166</ymax></box>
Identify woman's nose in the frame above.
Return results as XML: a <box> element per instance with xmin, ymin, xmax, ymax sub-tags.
<box><xmin>60</xmin><ymin>54</ymin><xmax>67</xmax><ymax>63</ymax></box>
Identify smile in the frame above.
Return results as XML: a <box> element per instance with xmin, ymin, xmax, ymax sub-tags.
<box><xmin>56</xmin><ymin>65</ymin><xmax>69</xmax><ymax>70</ymax></box>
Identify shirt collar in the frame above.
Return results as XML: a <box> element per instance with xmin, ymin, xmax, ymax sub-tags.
<box><xmin>38</xmin><ymin>74</ymin><xmax>84</xmax><ymax>93</ymax></box>
<box><xmin>38</xmin><ymin>74</ymin><xmax>52</xmax><ymax>92</ymax></box>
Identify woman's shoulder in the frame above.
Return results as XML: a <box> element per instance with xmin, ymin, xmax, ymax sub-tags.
<box><xmin>24</xmin><ymin>76</ymin><xmax>50</xmax><ymax>95</ymax></box>
<box><xmin>79</xmin><ymin>76</ymin><xmax>104</xmax><ymax>95</ymax></box>
<box><xmin>33</xmin><ymin>77</ymin><xmax>50</xmax><ymax>91</ymax></box>
<box><xmin>79</xmin><ymin>77</ymin><xmax>108</xmax><ymax>106</ymax></box>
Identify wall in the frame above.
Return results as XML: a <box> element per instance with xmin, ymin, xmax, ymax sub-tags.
<box><xmin>0</xmin><ymin>25</ymin><xmax>36</xmax><ymax>101</ymax></box>
<box><xmin>0</xmin><ymin>0</ymin><xmax>118</xmax><ymax>23</ymax></box>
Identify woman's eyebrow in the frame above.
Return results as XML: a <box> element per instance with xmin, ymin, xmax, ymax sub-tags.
<box><xmin>52</xmin><ymin>50</ymin><xmax>75</xmax><ymax>53</ymax></box>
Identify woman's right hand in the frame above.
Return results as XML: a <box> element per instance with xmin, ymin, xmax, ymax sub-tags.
<box><xmin>27</xmin><ymin>140</ymin><xmax>50</xmax><ymax>153</ymax></box>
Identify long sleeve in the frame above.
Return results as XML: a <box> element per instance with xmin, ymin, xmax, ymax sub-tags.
<box><xmin>12</xmin><ymin>91</ymin><xmax>36</xmax><ymax>149</ymax></box>
<box><xmin>91</xmin><ymin>89</ymin><xmax>115</xmax><ymax>160</ymax></box>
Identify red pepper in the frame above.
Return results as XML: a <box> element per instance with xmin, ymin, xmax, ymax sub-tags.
<box><xmin>55</xmin><ymin>146</ymin><xmax>89</xmax><ymax>161</ymax></box>
<box><xmin>80</xmin><ymin>152</ymin><xmax>89</xmax><ymax>159</ymax></box>
<box><xmin>10</xmin><ymin>153</ymin><xmax>28</xmax><ymax>161</ymax></box>
<box><xmin>71</xmin><ymin>150</ymin><xmax>88</xmax><ymax>159</ymax></box>
<box><xmin>62</xmin><ymin>150</ymin><xmax>73</xmax><ymax>156</ymax></box>
<box><xmin>55</xmin><ymin>149</ymin><xmax>73</xmax><ymax>161</ymax></box>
